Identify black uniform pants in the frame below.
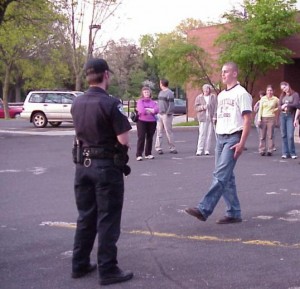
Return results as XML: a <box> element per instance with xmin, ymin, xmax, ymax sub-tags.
<box><xmin>136</xmin><ymin>120</ymin><xmax>157</xmax><ymax>157</ymax></box>
<box><xmin>72</xmin><ymin>159</ymin><xmax>124</xmax><ymax>276</ymax></box>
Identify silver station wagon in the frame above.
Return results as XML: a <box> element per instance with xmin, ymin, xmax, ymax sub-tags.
<box><xmin>21</xmin><ymin>91</ymin><xmax>83</xmax><ymax>128</ymax></box>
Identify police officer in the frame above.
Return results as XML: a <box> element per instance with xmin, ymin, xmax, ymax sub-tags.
<box><xmin>71</xmin><ymin>58</ymin><xmax>133</xmax><ymax>286</ymax></box>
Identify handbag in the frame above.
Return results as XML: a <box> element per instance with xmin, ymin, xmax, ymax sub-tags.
<box><xmin>130</xmin><ymin>110</ymin><xmax>139</xmax><ymax>122</ymax></box>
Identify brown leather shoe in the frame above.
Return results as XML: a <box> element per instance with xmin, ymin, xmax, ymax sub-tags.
<box><xmin>72</xmin><ymin>263</ymin><xmax>97</xmax><ymax>279</ymax></box>
<box><xmin>185</xmin><ymin>207</ymin><xmax>206</xmax><ymax>221</ymax></box>
<box><xmin>100</xmin><ymin>268</ymin><xmax>133</xmax><ymax>285</ymax></box>
<box><xmin>216</xmin><ymin>216</ymin><xmax>242</xmax><ymax>224</ymax></box>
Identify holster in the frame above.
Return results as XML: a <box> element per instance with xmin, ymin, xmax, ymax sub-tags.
<box><xmin>114</xmin><ymin>143</ymin><xmax>131</xmax><ymax>176</ymax></box>
<box><xmin>72</xmin><ymin>137</ymin><xmax>83</xmax><ymax>164</ymax></box>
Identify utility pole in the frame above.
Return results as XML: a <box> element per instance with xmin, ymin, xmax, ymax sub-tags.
<box><xmin>87</xmin><ymin>24</ymin><xmax>101</xmax><ymax>59</ymax></box>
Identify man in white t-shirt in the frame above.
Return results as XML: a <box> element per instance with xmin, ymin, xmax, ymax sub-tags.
<box><xmin>186</xmin><ymin>62</ymin><xmax>252</xmax><ymax>224</ymax></box>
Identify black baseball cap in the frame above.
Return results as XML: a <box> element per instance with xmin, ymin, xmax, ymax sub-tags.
<box><xmin>85</xmin><ymin>58</ymin><xmax>113</xmax><ymax>74</ymax></box>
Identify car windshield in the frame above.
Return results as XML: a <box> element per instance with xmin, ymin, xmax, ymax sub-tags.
<box><xmin>174</xmin><ymin>99</ymin><xmax>186</xmax><ymax>105</ymax></box>
<box><xmin>74</xmin><ymin>92</ymin><xmax>84</xmax><ymax>96</ymax></box>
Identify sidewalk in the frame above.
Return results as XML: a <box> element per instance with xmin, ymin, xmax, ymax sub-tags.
<box><xmin>128</xmin><ymin>114</ymin><xmax>195</xmax><ymax>126</ymax></box>
<box><xmin>173</xmin><ymin>114</ymin><xmax>195</xmax><ymax>124</ymax></box>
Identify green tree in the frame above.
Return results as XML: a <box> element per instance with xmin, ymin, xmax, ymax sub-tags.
<box><xmin>156</xmin><ymin>33</ymin><xmax>215</xmax><ymax>90</ymax></box>
<box><xmin>61</xmin><ymin>0</ymin><xmax>122</xmax><ymax>91</ymax></box>
<box><xmin>139</xmin><ymin>34</ymin><xmax>160</xmax><ymax>95</ymax></box>
<box><xmin>216</xmin><ymin>0</ymin><xmax>300</xmax><ymax>93</ymax></box>
<box><xmin>142</xmin><ymin>19</ymin><xmax>219</xmax><ymax>94</ymax></box>
<box><xmin>0</xmin><ymin>0</ymin><xmax>16</xmax><ymax>25</ymax></box>
<box><xmin>0</xmin><ymin>0</ymin><xmax>66</xmax><ymax>118</ymax></box>
<box><xmin>102</xmin><ymin>39</ymin><xmax>145</xmax><ymax>99</ymax></box>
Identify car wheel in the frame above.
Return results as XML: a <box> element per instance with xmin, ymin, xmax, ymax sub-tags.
<box><xmin>14</xmin><ymin>113</ymin><xmax>21</xmax><ymax>119</ymax></box>
<box><xmin>49</xmin><ymin>121</ymin><xmax>62</xmax><ymax>127</ymax></box>
<box><xmin>32</xmin><ymin>112</ymin><xmax>48</xmax><ymax>128</ymax></box>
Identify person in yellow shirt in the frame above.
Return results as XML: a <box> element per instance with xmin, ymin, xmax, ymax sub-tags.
<box><xmin>257</xmin><ymin>85</ymin><xmax>279</xmax><ymax>156</ymax></box>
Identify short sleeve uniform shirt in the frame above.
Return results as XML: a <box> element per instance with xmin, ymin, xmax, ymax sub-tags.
<box><xmin>71</xmin><ymin>87</ymin><xmax>131</xmax><ymax>149</ymax></box>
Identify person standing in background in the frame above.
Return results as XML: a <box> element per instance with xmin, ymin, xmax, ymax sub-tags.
<box><xmin>155</xmin><ymin>79</ymin><xmax>177</xmax><ymax>154</ymax></box>
<box><xmin>194</xmin><ymin>84</ymin><xmax>217</xmax><ymax>156</ymax></box>
<box><xmin>294</xmin><ymin>107</ymin><xmax>300</xmax><ymax>164</ymax></box>
<box><xmin>257</xmin><ymin>85</ymin><xmax>279</xmax><ymax>156</ymax></box>
<box><xmin>294</xmin><ymin>108</ymin><xmax>300</xmax><ymax>133</ymax></box>
<box><xmin>253</xmin><ymin>90</ymin><xmax>265</xmax><ymax>138</ymax></box>
<box><xmin>135</xmin><ymin>86</ymin><xmax>159</xmax><ymax>161</ymax></box>
<box><xmin>279</xmin><ymin>81</ymin><xmax>299</xmax><ymax>159</ymax></box>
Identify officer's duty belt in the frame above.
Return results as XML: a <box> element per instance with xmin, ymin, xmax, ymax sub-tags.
<box><xmin>83</xmin><ymin>148</ymin><xmax>114</xmax><ymax>159</ymax></box>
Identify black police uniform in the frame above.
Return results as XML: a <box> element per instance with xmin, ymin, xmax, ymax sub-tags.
<box><xmin>71</xmin><ymin>86</ymin><xmax>131</xmax><ymax>277</ymax></box>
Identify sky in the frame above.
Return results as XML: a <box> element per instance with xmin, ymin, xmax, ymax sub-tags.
<box><xmin>98</xmin><ymin>0</ymin><xmax>300</xmax><ymax>44</ymax></box>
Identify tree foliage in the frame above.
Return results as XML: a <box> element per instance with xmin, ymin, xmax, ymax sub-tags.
<box><xmin>1</xmin><ymin>0</ymin><xmax>300</xmax><ymax>118</ymax></box>
<box><xmin>60</xmin><ymin>0</ymin><xmax>122</xmax><ymax>91</ymax></box>
<box><xmin>216</xmin><ymin>0</ymin><xmax>300</xmax><ymax>93</ymax></box>
<box><xmin>0</xmin><ymin>0</ymin><xmax>68</xmax><ymax>117</ymax></box>
<box><xmin>139</xmin><ymin>34</ymin><xmax>160</xmax><ymax>94</ymax></box>
<box><xmin>102</xmin><ymin>39</ymin><xmax>145</xmax><ymax>99</ymax></box>
<box><xmin>0</xmin><ymin>0</ymin><xmax>16</xmax><ymax>25</ymax></box>
<box><xmin>140</xmin><ymin>19</ymin><xmax>218</xmax><ymax>94</ymax></box>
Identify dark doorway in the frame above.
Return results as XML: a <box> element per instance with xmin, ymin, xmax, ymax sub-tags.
<box><xmin>284</xmin><ymin>58</ymin><xmax>300</xmax><ymax>93</ymax></box>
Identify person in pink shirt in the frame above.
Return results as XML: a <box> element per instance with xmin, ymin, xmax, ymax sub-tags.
<box><xmin>136</xmin><ymin>87</ymin><xmax>159</xmax><ymax>160</ymax></box>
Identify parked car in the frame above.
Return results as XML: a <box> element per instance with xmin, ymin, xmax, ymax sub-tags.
<box><xmin>174</xmin><ymin>98</ymin><xmax>187</xmax><ymax>115</ymax></box>
<box><xmin>20</xmin><ymin>91</ymin><xmax>83</xmax><ymax>128</ymax></box>
<box><xmin>0</xmin><ymin>98</ymin><xmax>23</xmax><ymax>119</ymax></box>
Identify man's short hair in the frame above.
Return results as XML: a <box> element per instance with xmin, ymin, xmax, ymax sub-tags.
<box><xmin>160</xmin><ymin>79</ymin><xmax>169</xmax><ymax>87</ymax></box>
<box><xmin>86</xmin><ymin>73</ymin><xmax>104</xmax><ymax>84</ymax></box>
<box><xmin>224</xmin><ymin>61</ymin><xmax>238</xmax><ymax>73</ymax></box>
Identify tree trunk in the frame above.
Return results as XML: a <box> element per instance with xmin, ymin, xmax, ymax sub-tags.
<box><xmin>15</xmin><ymin>83</ymin><xmax>22</xmax><ymax>102</ymax></box>
<box><xmin>3</xmin><ymin>63</ymin><xmax>12</xmax><ymax>119</ymax></box>
<box><xmin>75</xmin><ymin>73</ymin><xmax>82</xmax><ymax>91</ymax></box>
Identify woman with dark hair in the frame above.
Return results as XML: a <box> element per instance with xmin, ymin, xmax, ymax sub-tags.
<box><xmin>135</xmin><ymin>86</ymin><xmax>159</xmax><ymax>161</ymax></box>
<box><xmin>279</xmin><ymin>81</ymin><xmax>299</xmax><ymax>159</ymax></box>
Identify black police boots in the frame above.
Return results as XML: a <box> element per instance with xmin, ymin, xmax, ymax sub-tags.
<box><xmin>71</xmin><ymin>263</ymin><xmax>97</xmax><ymax>279</ymax></box>
<box><xmin>100</xmin><ymin>267</ymin><xmax>133</xmax><ymax>286</ymax></box>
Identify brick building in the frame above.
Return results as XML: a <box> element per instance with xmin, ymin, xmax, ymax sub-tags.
<box><xmin>186</xmin><ymin>23</ymin><xmax>300</xmax><ymax>118</ymax></box>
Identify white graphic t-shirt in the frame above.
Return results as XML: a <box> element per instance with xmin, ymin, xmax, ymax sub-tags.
<box><xmin>216</xmin><ymin>84</ymin><xmax>252</xmax><ymax>135</ymax></box>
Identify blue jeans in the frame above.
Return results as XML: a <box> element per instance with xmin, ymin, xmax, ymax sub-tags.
<box><xmin>197</xmin><ymin>132</ymin><xmax>241</xmax><ymax>219</ymax></box>
<box><xmin>280</xmin><ymin>113</ymin><xmax>296</xmax><ymax>157</ymax></box>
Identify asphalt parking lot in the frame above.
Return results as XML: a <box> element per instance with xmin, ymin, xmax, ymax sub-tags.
<box><xmin>1</xmin><ymin>119</ymin><xmax>300</xmax><ymax>289</ymax></box>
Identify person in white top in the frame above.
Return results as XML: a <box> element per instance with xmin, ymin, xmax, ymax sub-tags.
<box><xmin>194</xmin><ymin>84</ymin><xmax>217</xmax><ymax>156</ymax></box>
<box><xmin>185</xmin><ymin>62</ymin><xmax>252</xmax><ymax>224</ymax></box>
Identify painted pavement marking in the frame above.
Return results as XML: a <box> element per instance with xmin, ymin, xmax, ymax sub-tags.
<box><xmin>0</xmin><ymin>129</ymin><xmax>75</xmax><ymax>136</ymax></box>
<box><xmin>40</xmin><ymin>221</ymin><xmax>300</xmax><ymax>250</ymax></box>
<box><xmin>0</xmin><ymin>167</ymin><xmax>47</xmax><ymax>175</ymax></box>
<box><xmin>127</xmin><ymin>230</ymin><xmax>300</xmax><ymax>249</ymax></box>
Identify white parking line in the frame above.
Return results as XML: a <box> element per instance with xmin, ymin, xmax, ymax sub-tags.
<box><xmin>0</xmin><ymin>129</ymin><xmax>75</xmax><ymax>136</ymax></box>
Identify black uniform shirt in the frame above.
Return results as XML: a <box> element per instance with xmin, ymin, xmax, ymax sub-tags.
<box><xmin>71</xmin><ymin>87</ymin><xmax>131</xmax><ymax>149</ymax></box>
